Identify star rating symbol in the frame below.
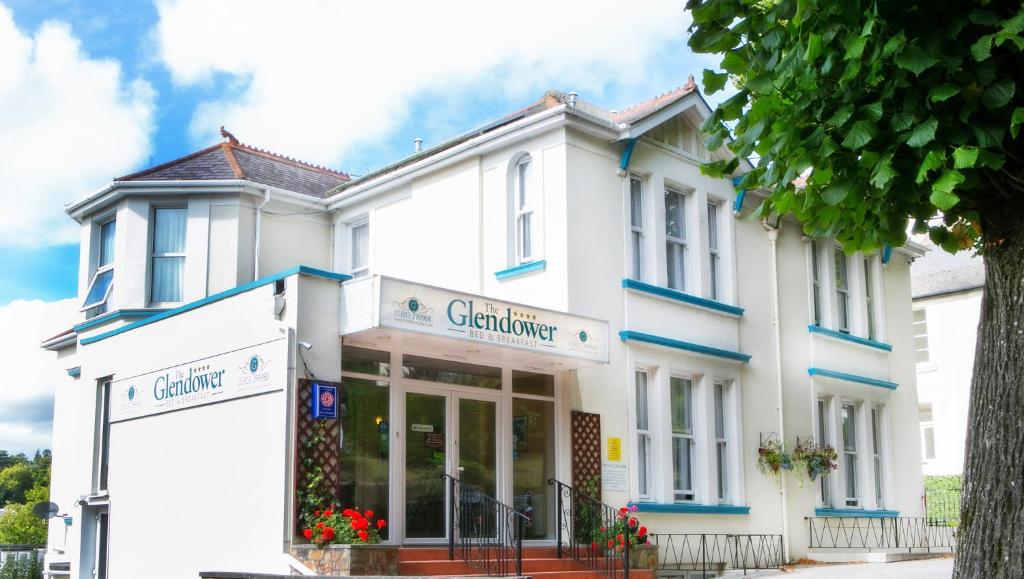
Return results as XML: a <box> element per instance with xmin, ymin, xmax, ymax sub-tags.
<box><xmin>512</xmin><ymin>310</ymin><xmax>538</xmax><ymax>320</ymax></box>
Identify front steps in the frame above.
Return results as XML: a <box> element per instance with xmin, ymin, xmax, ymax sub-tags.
<box><xmin>399</xmin><ymin>546</ymin><xmax>656</xmax><ymax>578</ymax></box>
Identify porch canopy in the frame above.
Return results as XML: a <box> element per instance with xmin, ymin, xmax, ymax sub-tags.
<box><xmin>340</xmin><ymin>276</ymin><xmax>609</xmax><ymax>371</ymax></box>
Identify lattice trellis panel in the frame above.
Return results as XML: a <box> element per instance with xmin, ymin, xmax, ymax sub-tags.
<box><xmin>295</xmin><ymin>379</ymin><xmax>342</xmax><ymax>533</ymax></box>
<box><xmin>571</xmin><ymin>410</ymin><xmax>601</xmax><ymax>499</ymax></box>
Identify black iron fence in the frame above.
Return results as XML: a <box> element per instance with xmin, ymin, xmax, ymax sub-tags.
<box><xmin>548</xmin><ymin>478</ymin><xmax>634</xmax><ymax>579</ymax></box>
<box><xmin>0</xmin><ymin>546</ymin><xmax>44</xmax><ymax>579</ymax></box>
<box><xmin>443</xmin><ymin>474</ymin><xmax>527</xmax><ymax>577</ymax></box>
<box><xmin>924</xmin><ymin>487</ymin><xmax>962</xmax><ymax>527</ymax></box>
<box><xmin>647</xmin><ymin>533</ymin><xmax>785</xmax><ymax>575</ymax></box>
<box><xmin>807</xmin><ymin>516</ymin><xmax>957</xmax><ymax>552</ymax></box>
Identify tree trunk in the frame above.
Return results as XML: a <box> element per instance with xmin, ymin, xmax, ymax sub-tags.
<box><xmin>953</xmin><ymin>210</ymin><xmax>1024</xmax><ymax>579</ymax></box>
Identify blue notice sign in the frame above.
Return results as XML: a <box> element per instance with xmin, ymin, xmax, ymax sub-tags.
<box><xmin>311</xmin><ymin>383</ymin><xmax>338</xmax><ymax>419</ymax></box>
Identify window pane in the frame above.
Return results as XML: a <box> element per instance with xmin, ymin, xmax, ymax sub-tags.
<box><xmin>99</xmin><ymin>220</ymin><xmax>116</xmax><ymax>267</ymax></box>
<box><xmin>707</xmin><ymin>203</ymin><xmax>719</xmax><ymax>250</ymax></box>
<box><xmin>845</xmin><ymin>454</ymin><xmax>857</xmax><ymax>501</ymax></box>
<box><xmin>635</xmin><ymin>371</ymin><xmax>649</xmax><ymax>430</ymax></box>
<box><xmin>670</xmin><ymin>377</ymin><xmax>692</xmax><ymax>433</ymax></box>
<box><xmin>923</xmin><ymin>427</ymin><xmax>936</xmax><ymax>459</ymax></box>
<box><xmin>154</xmin><ymin>208</ymin><xmax>187</xmax><ymax>254</ymax></box>
<box><xmin>918</xmin><ymin>404</ymin><xmax>933</xmax><ymax>422</ymax></box>
<box><xmin>338</xmin><ymin>378</ymin><xmax>390</xmax><ymax>539</ymax></box>
<box><xmin>667</xmin><ymin>242</ymin><xmax>685</xmax><ymax>290</ymax></box>
<box><xmin>83</xmin><ymin>269</ymin><xmax>114</xmax><ymax>308</ymax></box>
<box><xmin>402</xmin><ymin>354</ymin><xmax>501</xmax><ymax>389</ymax></box>
<box><xmin>512</xmin><ymin>370</ymin><xmax>554</xmax><ymax>397</ymax></box>
<box><xmin>637</xmin><ymin>435</ymin><xmax>650</xmax><ymax>496</ymax></box>
<box><xmin>151</xmin><ymin>256</ymin><xmax>184</xmax><ymax>302</ymax></box>
<box><xmin>842</xmin><ymin>404</ymin><xmax>856</xmax><ymax>451</ymax></box>
<box><xmin>351</xmin><ymin>222</ymin><xmax>369</xmax><ymax>271</ymax></box>
<box><xmin>519</xmin><ymin>213</ymin><xmax>532</xmax><ymax>259</ymax></box>
<box><xmin>512</xmin><ymin>397</ymin><xmax>556</xmax><ymax>539</ymax></box>
<box><xmin>665</xmin><ymin>190</ymin><xmax>685</xmax><ymax>239</ymax></box>
<box><xmin>518</xmin><ymin>157</ymin><xmax>531</xmax><ymax>208</ymax></box>
<box><xmin>717</xmin><ymin>441</ymin><xmax>727</xmax><ymax>501</ymax></box>
<box><xmin>672</xmin><ymin>437</ymin><xmax>692</xmax><ymax>498</ymax></box>
<box><xmin>714</xmin><ymin>383</ymin><xmax>725</xmax><ymax>438</ymax></box>
<box><xmin>864</xmin><ymin>259</ymin><xmax>876</xmax><ymax>339</ymax></box>
<box><xmin>811</xmin><ymin>243</ymin><xmax>822</xmax><ymax>325</ymax></box>
<box><xmin>342</xmin><ymin>345</ymin><xmax>390</xmax><ymax>376</ymax></box>
<box><xmin>630</xmin><ymin>178</ymin><xmax>643</xmax><ymax>228</ymax></box>
<box><xmin>631</xmin><ymin>231</ymin><xmax>643</xmax><ymax>279</ymax></box>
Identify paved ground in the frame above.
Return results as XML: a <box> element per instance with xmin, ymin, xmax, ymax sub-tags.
<box><xmin>770</xmin><ymin>557</ymin><xmax>954</xmax><ymax>578</ymax></box>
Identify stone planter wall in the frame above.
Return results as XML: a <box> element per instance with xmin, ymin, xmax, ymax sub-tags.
<box><xmin>629</xmin><ymin>543</ymin><xmax>659</xmax><ymax>569</ymax></box>
<box><xmin>289</xmin><ymin>544</ymin><xmax>399</xmax><ymax>576</ymax></box>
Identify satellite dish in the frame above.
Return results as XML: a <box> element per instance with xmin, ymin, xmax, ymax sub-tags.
<box><xmin>32</xmin><ymin>501</ymin><xmax>60</xmax><ymax>520</ymax></box>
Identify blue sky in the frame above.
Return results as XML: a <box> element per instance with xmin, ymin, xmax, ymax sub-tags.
<box><xmin>0</xmin><ymin>0</ymin><xmax>716</xmax><ymax>453</ymax></box>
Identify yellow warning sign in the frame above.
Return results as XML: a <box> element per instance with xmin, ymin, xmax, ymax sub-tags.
<box><xmin>607</xmin><ymin>437</ymin><xmax>622</xmax><ymax>462</ymax></box>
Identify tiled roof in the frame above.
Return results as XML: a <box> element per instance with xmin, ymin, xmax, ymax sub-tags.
<box><xmin>612</xmin><ymin>76</ymin><xmax>698</xmax><ymax>124</ymax></box>
<box><xmin>911</xmin><ymin>238</ymin><xmax>985</xmax><ymax>299</ymax></box>
<box><xmin>118</xmin><ymin>131</ymin><xmax>350</xmax><ymax>198</ymax></box>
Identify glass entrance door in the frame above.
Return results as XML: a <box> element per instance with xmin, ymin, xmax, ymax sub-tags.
<box><xmin>403</xmin><ymin>390</ymin><xmax>499</xmax><ymax>542</ymax></box>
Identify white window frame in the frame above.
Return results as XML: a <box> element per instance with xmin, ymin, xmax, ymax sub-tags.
<box><xmin>863</xmin><ymin>256</ymin><xmax>878</xmax><ymax>340</ymax></box>
<box><xmin>816</xmin><ymin>396</ymin><xmax>833</xmax><ymax>507</ymax></box>
<box><xmin>713</xmin><ymin>380</ymin><xmax>728</xmax><ymax>503</ymax></box>
<box><xmin>913</xmin><ymin>308</ymin><xmax>930</xmax><ymax>364</ymax></box>
<box><xmin>809</xmin><ymin>241</ymin><xmax>823</xmax><ymax>326</ymax></box>
<box><xmin>665</xmin><ymin>187</ymin><xmax>688</xmax><ymax>292</ymax></box>
<box><xmin>919</xmin><ymin>404</ymin><xmax>936</xmax><ymax>462</ymax></box>
<box><xmin>670</xmin><ymin>375</ymin><xmax>696</xmax><ymax>503</ymax></box>
<box><xmin>634</xmin><ymin>369</ymin><xmax>653</xmax><ymax>501</ymax></box>
<box><xmin>513</xmin><ymin>154</ymin><xmax>535</xmax><ymax>265</ymax></box>
<box><xmin>629</xmin><ymin>175</ymin><xmax>645</xmax><ymax>280</ymax></box>
<box><xmin>93</xmin><ymin>379</ymin><xmax>112</xmax><ymax>494</ymax></box>
<box><xmin>870</xmin><ymin>404</ymin><xmax>885</xmax><ymax>508</ymax></box>
<box><xmin>841</xmin><ymin>402</ymin><xmax>860</xmax><ymax>507</ymax></box>
<box><xmin>82</xmin><ymin>218</ymin><xmax>116</xmax><ymax>314</ymax></box>
<box><xmin>707</xmin><ymin>201</ymin><xmax>721</xmax><ymax>301</ymax></box>
<box><xmin>350</xmin><ymin>219</ymin><xmax>370</xmax><ymax>278</ymax></box>
<box><xmin>834</xmin><ymin>247</ymin><xmax>851</xmax><ymax>333</ymax></box>
<box><xmin>149</xmin><ymin>207</ymin><xmax>187</xmax><ymax>306</ymax></box>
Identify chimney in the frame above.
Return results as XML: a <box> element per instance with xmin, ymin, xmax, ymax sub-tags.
<box><xmin>567</xmin><ymin>92</ymin><xmax>578</xmax><ymax>112</ymax></box>
<box><xmin>414</xmin><ymin>138</ymin><xmax>423</xmax><ymax>153</ymax></box>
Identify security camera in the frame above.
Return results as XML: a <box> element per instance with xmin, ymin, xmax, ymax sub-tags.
<box><xmin>298</xmin><ymin>341</ymin><xmax>313</xmax><ymax>351</ymax></box>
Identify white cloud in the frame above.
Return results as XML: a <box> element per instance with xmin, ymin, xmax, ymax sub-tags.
<box><xmin>0</xmin><ymin>3</ymin><xmax>155</xmax><ymax>248</ymax></box>
<box><xmin>0</xmin><ymin>298</ymin><xmax>77</xmax><ymax>455</ymax></box>
<box><xmin>154</xmin><ymin>0</ymin><xmax>691</xmax><ymax>166</ymax></box>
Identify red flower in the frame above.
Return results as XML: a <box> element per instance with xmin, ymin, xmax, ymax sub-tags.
<box><xmin>629</xmin><ymin>517</ymin><xmax>638</xmax><ymax>528</ymax></box>
<box><xmin>591</xmin><ymin>541</ymin><xmax>598</xmax><ymax>550</ymax></box>
<box><xmin>377</xmin><ymin>519</ymin><xmax>387</xmax><ymax>529</ymax></box>
<box><xmin>343</xmin><ymin>509</ymin><xmax>355</xmax><ymax>517</ymax></box>
<box><xmin>316</xmin><ymin>522</ymin><xmax>325</xmax><ymax>530</ymax></box>
<box><xmin>599</xmin><ymin>527</ymin><xmax>606</xmax><ymax>533</ymax></box>
<box><xmin>322</xmin><ymin>527</ymin><xmax>335</xmax><ymax>541</ymax></box>
<box><xmin>314</xmin><ymin>510</ymin><xmax>321</xmax><ymax>516</ymax></box>
<box><xmin>617</xmin><ymin>533</ymin><xmax>624</xmax><ymax>542</ymax></box>
<box><xmin>365</xmin><ymin>510</ymin><xmax>374</xmax><ymax>518</ymax></box>
<box><xmin>638</xmin><ymin>526</ymin><xmax>648</xmax><ymax>536</ymax></box>
<box><xmin>618</xmin><ymin>507</ymin><xmax>628</xmax><ymax>517</ymax></box>
<box><xmin>323</xmin><ymin>508</ymin><xmax>334</xmax><ymax>517</ymax></box>
<box><xmin>351</xmin><ymin>519</ymin><xmax>361</xmax><ymax>530</ymax></box>
<box><xmin>358</xmin><ymin>530</ymin><xmax>369</xmax><ymax>542</ymax></box>
<box><xmin>607</xmin><ymin>539</ymin><xmax>614</xmax><ymax>548</ymax></box>
<box><xmin>302</xmin><ymin>528</ymin><xmax>313</xmax><ymax>540</ymax></box>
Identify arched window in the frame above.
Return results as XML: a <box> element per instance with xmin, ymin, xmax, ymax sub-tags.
<box><xmin>511</xmin><ymin>153</ymin><xmax>535</xmax><ymax>264</ymax></box>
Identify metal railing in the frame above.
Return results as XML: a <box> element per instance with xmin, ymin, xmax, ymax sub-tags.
<box><xmin>0</xmin><ymin>545</ymin><xmax>44</xmax><ymax>579</ymax></box>
<box><xmin>548</xmin><ymin>478</ymin><xmax>633</xmax><ymax>579</ymax></box>
<box><xmin>443</xmin><ymin>474</ymin><xmax>527</xmax><ymax>577</ymax></box>
<box><xmin>924</xmin><ymin>487</ymin><xmax>961</xmax><ymax>527</ymax></box>
<box><xmin>648</xmin><ymin>533</ymin><xmax>785</xmax><ymax>575</ymax></box>
<box><xmin>807</xmin><ymin>516</ymin><xmax>957</xmax><ymax>552</ymax></box>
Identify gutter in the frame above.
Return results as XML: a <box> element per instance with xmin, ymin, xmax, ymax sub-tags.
<box><xmin>41</xmin><ymin>331</ymin><xmax>78</xmax><ymax>351</ymax></box>
<box><xmin>254</xmin><ymin>189</ymin><xmax>272</xmax><ymax>278</ymax></box>
<box><xmin>763</xmin><ymin>219</ymin><xmax>790</xmax><ymax>562</ymax></box>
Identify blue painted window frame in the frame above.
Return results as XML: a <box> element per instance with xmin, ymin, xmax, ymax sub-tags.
<box><xmin>495</xmin><ymin>259</ymin><xmax>546</xmax><ymax>280</ymax></box>
<box><xmin>622</xmin><ymin>279</ymin><xmax>744</xmax><ymax>317</ymax></box>
<box><xmin>632</xmin><ymin>503</ymin><xmax>750</xmax><ymax>515</ymax></box>
<box><xmin>808</xmin><ymin>324</ymin><xmax>892</xmax><ymax>352</ymax></box>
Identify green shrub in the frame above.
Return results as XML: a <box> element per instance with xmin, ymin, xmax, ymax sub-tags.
<box><xmin>0</xmin><ymin>552</ymin><xmax>43</xmax><ymax>579</ymax></box>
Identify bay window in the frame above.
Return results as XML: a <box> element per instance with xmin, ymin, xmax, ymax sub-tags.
<box><xmin>82</xmin><ymin>218</ymin><xmax>116</xmax><ymax>316</ymax></box>
<box><xmin>151</xmin><ymin>208</ymin><xmax>187</xmax><ymax>304</ymax></box>
<box><xmin>670</xmin><ymin>376</ymin><xmax>695</xmax><ymax>502</ymax></box>
<box><xmin>665</xmin><ymin>188</ymin><xmax>687</xmax><ymax>291</ymax></box>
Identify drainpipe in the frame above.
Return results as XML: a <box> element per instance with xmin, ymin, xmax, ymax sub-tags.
<box><xmin>254</xmin><ymin>189</ymin><xmax>271</xmax><ymax>279</ymax></box>
<box><xmin>763</xmin><ymin>218</ymin><xmax>790</xmax><ymax>562</ymax></box>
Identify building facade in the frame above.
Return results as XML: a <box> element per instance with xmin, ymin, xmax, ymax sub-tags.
<box><xmin>42</xmin><ymin>82</ymin><xmax>926</xmax><ymax>578</ymax></box>
<box><xmin>911</xmin><ymin>242</ymin><xmax>984</xmax><ymax>476</ymax></box>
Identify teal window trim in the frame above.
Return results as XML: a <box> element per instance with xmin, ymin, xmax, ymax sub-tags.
<box><xmin>66</xmin><ymin>367</ymin><xmax>81</xmax><ymax>378</ymax></box>
<box><xmin>74</xmin><ymin>309</ymin><xmax>163</xmax><ymax>333</ymax></box>
<box><xmin>632</xmin><ymin>503</ymin><xmax>750</xmax><ymax>515</ymax></box>
<box><xmin>808</xmin><ymin>325</ymin><xmax>892</xmax><ymax>352</ymax></box>
<box><xmin>807</xmin><ymin>367</ymin><xmax>898</xmax><ymax>390</ymax></box>
<box><xmin>81</xmin><ymin>266</ymin><xmax>351</xmax><ymax>346</ymax></box>
<box><xmin>622</xmin><ymin>279</ymin><xmax>744</xmax><ymax>317</ymax></box>
<box><xmin>495</xmin><ymin>260</ymin><xmax>546</xmax><ymax>280</ymax></box>
<box><xmin>814</xmin><ymin>508</ymin><xmax>899</xmax><ymax>518</ymax></box>
<box><xmin>620</xmin><ymin>330</ymin><xmax>751</xmax><ymax>363</ymax></box>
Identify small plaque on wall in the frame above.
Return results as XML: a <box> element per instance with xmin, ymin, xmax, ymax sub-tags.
<box><xmin>602</xmin><ymin>462</ymin><xmax>629</xmax><ymax>492</ymax></box>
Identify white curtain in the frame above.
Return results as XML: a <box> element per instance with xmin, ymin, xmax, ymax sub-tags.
<box><xmin>152</xmin><ymin>209</ymin><xmax>186</xmax><ymax>302</ymax></box>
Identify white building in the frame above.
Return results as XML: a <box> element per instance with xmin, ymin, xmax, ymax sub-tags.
<box><xmin>912</xmin><ymin>242</ymin><xmax>984</xmax><ymax>476</ymax></box>
<box><xmin>41</xmin><ymin>81</ymin><xmax>927</xmax><ymax>579</ymax></box>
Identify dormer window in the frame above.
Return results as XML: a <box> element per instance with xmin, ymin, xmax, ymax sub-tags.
<box><xmin>151</xmin><ymin>208</ymin><xmax>187</xmax><ymax>304</ymax></box>
<box><xmin>82</xmin><ymin>218</ymin><xmax>116</xmax><ymax>316</ymax></box>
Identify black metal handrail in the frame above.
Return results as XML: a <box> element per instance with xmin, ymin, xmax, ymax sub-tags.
<box><xmin>443</xmin><ymin>473</ymin><xmax>527</xmax><ymax>577</ymax></box>
<box><xmin>548</xmin><ymin>478</ymin><xmax>634</xmax><ymax>579</ymax></box>
<box><xmin>647</xmin><ymin>533</ymin><xmax>784</xmax><ymax>574</ymax></box>
<box><xmin>806</xmin><ymin>516</ymin><xmax>957</xmax><ymax>552</ymax></box>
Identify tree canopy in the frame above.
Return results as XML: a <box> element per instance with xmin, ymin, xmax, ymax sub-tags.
<box><xmin>689</xmin><ymin>0</ymin><xmax>1023</xmax><ymax>252</ymax></box>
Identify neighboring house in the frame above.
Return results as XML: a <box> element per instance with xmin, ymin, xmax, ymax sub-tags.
<box><xmin>912</xmin><ymin>241</ymin><xmax>984</xmax><ymax>476</ymax></box>
<box><xmin>41</xmin><ymin>80</ymin><xmax>926</xmax><ymax>579</ymax></box>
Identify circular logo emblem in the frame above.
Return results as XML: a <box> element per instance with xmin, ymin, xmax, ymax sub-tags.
<box><xmin>128</xmin><ymin>386</ymin><xmax>136</xmax><ymax>401</ymax></box>
<box><xmin>320</xmin><ymin>390</ymin><xmax>335</xmax><ymax>408</ymax></box>
<box><xmin>579</xmin><ymin>331</ymin><xmax>588</xmax><ymax>342</ymax></box>
<box><xmin>249</xmin><ymin>356</ymin><xmax>259</xmax><ymax>373</ymax></box>
<box><xmin>408</xmin><ymin>298</ymin><xmax>420</xmax><ymax>312</ymax></box>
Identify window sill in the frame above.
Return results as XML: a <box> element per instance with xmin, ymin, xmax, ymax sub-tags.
<box><xmin>622</xmin><ymin>279</ymin><xmax>744</xmax><ymax>317</ymax></box>
<box><xmin>807</xmin><ymin>325</ymin><xmax>892</xmax><ymax>352</ymax></box>
<box><xmin>620</xmin><ymin>330</ymin><xmax>751</xmax><ymax>363</ymax></box>
<box><xmin>814</xmin><ymin>508</ymin><xmax>899</xmax><ymax>518</ymax></box>
<box><xmin>631</xmin><ymin>503</ymin><xmax>750</xmax><ymax>515</ymax></box>
<box><xmin>807</xmin><ymin>367</ymin><xmax>898</xmax><ymax>390</ymax></box>
<box><xmin>73</xmin><ymin>308</ymin><xmax>164</xmax><ymax>333</ymax></box>
<box><xmin>495</xmin><ymin>260</ymin><xmax>546</xmax><ymax>280</ymax></box>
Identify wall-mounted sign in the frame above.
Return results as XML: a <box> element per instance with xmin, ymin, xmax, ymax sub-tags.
<box><xmin>411</xmin><ymin>423</ymin><xmax>434</xmax><ymax>433</ymax></box>
<box><xmin>602</xmin><ymin>462</ymin><xmax>629</xmax><ymax>492</ymax></box>
<box><xmin>607</xmin><ymin>437</ymin><xmax>622</xmax><ymax>462</ymax></box>
<box><xmin>376</xmin><ymin>277</ymin><xmax>609</xmax><ymax>364</ymax></box>
<box><xmin>311</xmin><ymin>382</ymin><xmax>338</xmax><ymax>419</ymax></box>
<box><xmin>109</xmin><ymin>338</ymin><xmax>285</xmax><ymax>423</ymax></box>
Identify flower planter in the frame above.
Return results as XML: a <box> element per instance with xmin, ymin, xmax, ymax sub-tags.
<box><xmin>289</xmin><ymin>544</ymin><xmax>399</xmax><ymax>576</ymax></box>
<box><xmin>628</xmin><ymin>543</ymin><xmax>659</xmax><ymax>569</ymax></box>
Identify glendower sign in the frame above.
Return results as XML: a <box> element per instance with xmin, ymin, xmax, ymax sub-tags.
<box><xmin>377</xmin><ymin>277</ymin><xmax>609</xmax><ymax>363</ymax></box>
<box><xmin>109</xmin><ymin>338</ymin><xmax>285</xmax><ymax>422</ymax></box>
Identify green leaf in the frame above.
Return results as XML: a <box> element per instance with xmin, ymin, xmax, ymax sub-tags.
<box><xmin>969</xmin><ymin>9</ymin><xmax>1000</xmax><ymax>26</ymax></box>
<box><xmin>980</xmin><ymin>78</ymin><xmax>1015</xmax><ymax>109</ymax></box>
<box><xmin>916</xmin><ymin>150</ymin><xmax>944</xmax><ymax>183</ymax></box>
<box><xmin>972</xmin><ymin>122</ymin><xmax>1006</xmax><ymax>147</ymax></box>
<box><xmin>827</xmin><ymin>104</ymin><xmax>855</xmax><ymax>127</ymax></box>
<box><xmin>702</xmin><ymin>69</ymin><xmax>729</xmax><ymax>95</ymax></box>
<box><xmin>952</xmin><ymin>146</ymin><xmax>979</xmax><ymax>169</ymax></box>
<box><xmin>861</xmin><ymin>101</ymin><xmax>883</xmax><ymax>122</ymax></box>
<box><xmin>1011</xmin><ymin>107</ymin><xmax>1024</xmax><ymax>139</ymax></box>
<box><xmin>929</xmin><ymin>84</ymin><xmax>959</xmax><ymax>102</ymax></box>
<box><xmin>930</xmin><ymin>188</ymin><xmax>961</xmax><ymax>211</ymax></box>
<box><xmin>842</xmin><ymin>120</ymin><xmax>877</xmax><ymax>149</ymax></box>
<box><xmin>891</xmin><ymin>112</ymin><xmax>914</xmax><ymax>132</ymax></box>
<box><xmin>907</xmin><ymin>118</ymin><xmax>939</xmax><ymax>147</ymax></box>
<box><xmin>805</xmin><ymin>33</ymin><xmax>824</xmax><ymax>61</ymax></box>
<box><xmin>845</xmin><ymin>36</ymin><xmax>867</xmax><ymax>60</ymax></box>
<box><xmin>821</xmin><ymin>181</ymin><xmax>853</xmax><ymax>206</ymax></box>
<box><xmin>721</xmin><ymin>49</ymin><xmax>749</xmax><ymax>74</ymax></box>
<box><xmin>971</xmin><ymin>34</ymin><xmax>993</xmax><ymax>61</ymax></box>
<box><xmin>882</xmin><ymin>33</ymin><xmax>905</xmax><ymax>59</ymax></box>
<box><xmin>870</xmin><ymin>157</ymin><xmax>897</xmax><ymax>189</ymax></box>
<box><xmin>895</xmin><ymin>45</ymin><xmax>940</xmax><ymax>75</ymax></box>
<box><xmin>933</xmin><ymin>169</ymin><xmax>966</xmax><ymax>195</ymax></box>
